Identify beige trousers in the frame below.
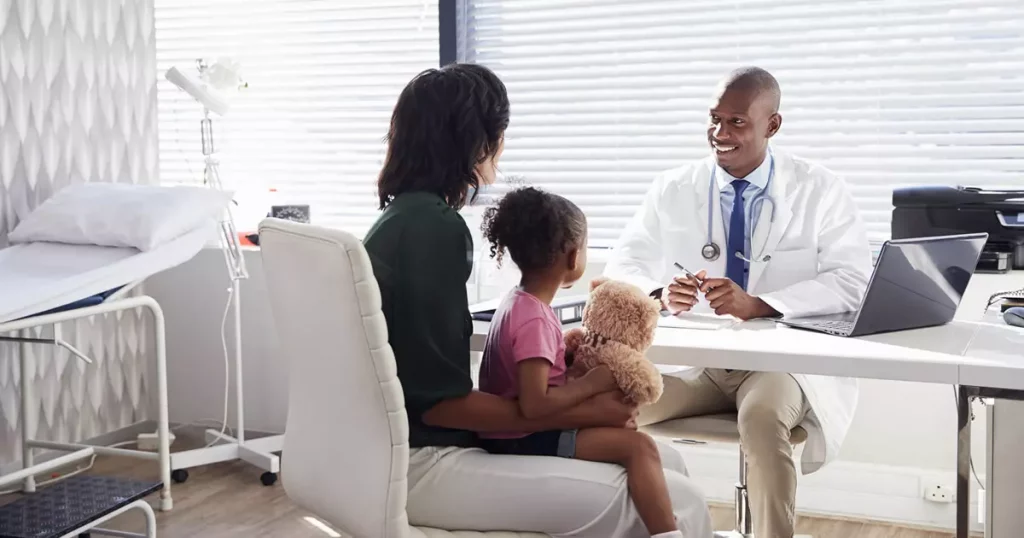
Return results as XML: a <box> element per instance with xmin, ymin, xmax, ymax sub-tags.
<box><xmin>639</xmin><ymin>369</ymin><xmax>809</xmax><ymax>538</ymax></box>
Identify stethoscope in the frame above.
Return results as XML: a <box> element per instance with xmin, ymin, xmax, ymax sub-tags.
<box><xmin>702</xmin><ymin>153</ymin><xmax>778</xmax><ymax>264</ymax></box>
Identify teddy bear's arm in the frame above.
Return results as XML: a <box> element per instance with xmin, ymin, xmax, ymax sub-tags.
<box><xmin>589</xmin><ymin>342</ymin><xmax>664</xmax><ymax>406</ymax></box>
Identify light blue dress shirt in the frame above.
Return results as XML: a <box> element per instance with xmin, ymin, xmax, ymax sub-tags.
<box><xmin>716</xmin><ymin>152</ymin><xmax>772</xmax><ymax>266</ymax></box>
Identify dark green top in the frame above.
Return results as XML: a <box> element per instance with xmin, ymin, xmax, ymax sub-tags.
<box><xmin>363</xmin><ymin>191</ymin><xmax>478</xmax><ymax>449</ymax></box>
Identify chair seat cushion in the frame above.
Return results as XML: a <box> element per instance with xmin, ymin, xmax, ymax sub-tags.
<box><xmin>642</xmin><ymin>412</ymin><xmax>808</xmax><ymax>445</ymax></box>
<box><xmin>414</xmin><ymin>528</ymin><xmax>550</xmax><ymax>537</ymax></box>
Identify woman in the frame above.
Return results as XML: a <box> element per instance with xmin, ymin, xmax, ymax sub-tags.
<box><xmin>363</xmin><ymin>63</ymin><xmax>712</xmax><ymax>538</ymax></box>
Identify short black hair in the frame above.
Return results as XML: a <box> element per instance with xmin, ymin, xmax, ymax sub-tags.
<box><xmin>377</xmin><ymin>63</ymin><xmax>510</xmax><ymax>210</ymax></box>
<box><xmin>722</xmin><ymin>66</ymin><xmax>781</xmax><ymax>113</ymax></box>
<box><xmin>481</xmin><ymin>187</ymin><xmax>587</xmax><ymax>274</ymax></box>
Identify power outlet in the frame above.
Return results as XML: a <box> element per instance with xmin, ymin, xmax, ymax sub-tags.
<box><xmin>924</xmin><ymin>483</ymin><xmax>956</xmax><ymax>503</ymax></box>
<box><xmin>136</xmin><ymin>432</ymin><xmax>176</xmax><ymax>452</ymax></box>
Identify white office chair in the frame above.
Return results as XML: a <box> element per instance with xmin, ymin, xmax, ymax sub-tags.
<box><xmin>258</xmin><ymin>218</ymin><xmax>547</xmax><ymax>538</ymax></box>
<box><xmin>643</xmin><ymin>414</ymin><xmax>808</xmax><ymax>538</ymax></box>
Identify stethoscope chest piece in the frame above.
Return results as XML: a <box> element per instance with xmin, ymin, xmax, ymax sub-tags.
<box><xmin>701</xmin><ymin>242</ymin><xmax>720</xmax><ymax>262</ymax></box>
<box><xmin>703</xmin><ymin>151</ymin><xmax>778</xmax><ymax>265</ymax></box>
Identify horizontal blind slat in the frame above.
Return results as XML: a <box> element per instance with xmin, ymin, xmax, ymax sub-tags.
<box><xmin>468</xmin><ymin>0</ymin><xmax>1024</xmax><ymax>247</ymax></box>
<box><xmin>155</xmin><ymin>0</ymin><xmax>439</xmax><ymax>237</ymax></box>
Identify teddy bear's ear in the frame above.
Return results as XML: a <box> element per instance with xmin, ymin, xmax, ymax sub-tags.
<box><xmin>589</xmin><ymin>276</ymin><xmax>610</xmax><ymax>291</ymax></box>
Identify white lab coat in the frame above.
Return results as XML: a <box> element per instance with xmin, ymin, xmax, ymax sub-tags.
<box><xmin>605</xmin><ymin>149</ymin><xmax>874</xmax><ymax>474</ymax></box>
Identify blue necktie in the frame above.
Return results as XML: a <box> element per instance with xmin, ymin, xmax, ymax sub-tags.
<box><xmin>726</xmin><ymin>179</ymin><xmax>749</xmax><ymax>290</ymax></box>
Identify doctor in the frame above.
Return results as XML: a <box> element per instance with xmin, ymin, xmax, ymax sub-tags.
<box><xmin>605</xmin><ymin>67</ymin><xmax>873</xmax><ymax>538</ymax></box>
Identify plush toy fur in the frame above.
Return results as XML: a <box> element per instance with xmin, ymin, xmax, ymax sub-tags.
<box><xmin>564</xmin><ymin>277</ymin><xmax>664</xmax><ymax>405</ymax></box>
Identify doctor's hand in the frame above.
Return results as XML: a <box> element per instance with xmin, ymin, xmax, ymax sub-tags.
<box><xmin>661</xmin><ymin>270</ymin><xmax>707</xmax><ymax>315</ymax></box>
<box><xmin>699</xmin><ymin>278</ymin><xmax>781</xmax><ymax>321</ymax></box>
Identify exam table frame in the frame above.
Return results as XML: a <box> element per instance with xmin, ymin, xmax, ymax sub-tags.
<box><xmin>0</xmin><ymin>282</ymin><xmax>174</xmax><ymax>512</ymax></box>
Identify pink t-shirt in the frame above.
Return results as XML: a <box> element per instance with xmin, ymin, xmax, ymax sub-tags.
<box><xmin>479</xmin><ymin>289</ymin><xmax>567</xmax><ymax>439</ymax></box>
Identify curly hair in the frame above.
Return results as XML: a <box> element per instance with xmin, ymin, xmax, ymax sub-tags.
<box><xmin>481</xmin><ymin>187</ymin><xmax>587</xmax><ymax>274</ymax></box>
<box><xmin>377</xmin><ymin>63</ymin><xmax>510</xmax><ymax>211</ymax></box>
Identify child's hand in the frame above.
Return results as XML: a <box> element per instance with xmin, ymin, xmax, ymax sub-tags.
<box><xmin>584</xmin><ymin>390</ymin><xmax>639</xmax><ymax>429</ymax></box>
<box><xmin>565</xmin><ymin>359</ymin><xmax>588</xmax><ymax>381</ymax></box>
<box><xmin>582</xmin><ymin>365</ymin><xmax>619</xmax><ymax>393</ymax></box>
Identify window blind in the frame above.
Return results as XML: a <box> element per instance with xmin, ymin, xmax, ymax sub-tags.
<box><xmin>155</xmin><ymin>0</ymin><xmax>438</xmax><ymax>235</ymax></box>
<box><xmin>464</xmin><ymin>0</ymin><xmax>1024</xmax><ymax>246</ymax></box>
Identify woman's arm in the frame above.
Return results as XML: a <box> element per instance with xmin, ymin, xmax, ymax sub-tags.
<box><xmin>422</xmin><ymin>389</ymin><xmax>637</xmax><ymax>433</ymax></box>
<box><xmin>517</xmin><ymin>359</ymin><xmax>616</xmax><ymax>420</ymax></box>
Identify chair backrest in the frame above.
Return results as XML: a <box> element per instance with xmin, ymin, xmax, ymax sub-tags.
<box><xmin>259</xmin><ymin>218</ymin><xmax>411</xmax><ymax>538</ymax></box>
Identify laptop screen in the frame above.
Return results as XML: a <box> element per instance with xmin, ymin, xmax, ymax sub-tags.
<box><xmin>852</xmin><ymin>233</ymin><xmax>987</xmax><ymax>334</ymax></box>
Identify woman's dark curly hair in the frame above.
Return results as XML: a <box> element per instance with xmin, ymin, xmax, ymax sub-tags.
<box><xmin>377</xmin><ymin>63</ymin><xmax>510</xmax><ymax>211</ymax></box>
<box><xmin>482</xmin><ymin>187</ymin><xmax>587</xmax><ymax>274</ymax></box>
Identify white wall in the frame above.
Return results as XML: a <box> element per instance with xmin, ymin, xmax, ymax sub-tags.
<box><xmin>147</xmin><ymin>247</ymin><xmax>288</xmax><ymax>433</ymax></box>
<box><xmin>0</xmin><ymin>0</ymin><xmax>158</xmax><ymax>467</ymax></box>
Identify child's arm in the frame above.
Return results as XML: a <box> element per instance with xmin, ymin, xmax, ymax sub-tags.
<box><xmin>517</xmin><ymin>359</ymin><xmax>617</xmax><ymax>420</ymax></box>
<box><xmin>422</xmin><ymin>388</ymin><xmax>637</xmax><ymax>432</ymax></box>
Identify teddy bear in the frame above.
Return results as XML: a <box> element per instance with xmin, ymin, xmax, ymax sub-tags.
<box><xmin>564</xmin><ymin>277</ymin><xmax>664</xmax><ymax>405</ymax></box>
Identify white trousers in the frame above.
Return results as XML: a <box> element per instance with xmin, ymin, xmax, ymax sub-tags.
<box><xmin>406</xmin><ymin>441</ymin><xmax>713</xmax><ymax>538</ymax></box>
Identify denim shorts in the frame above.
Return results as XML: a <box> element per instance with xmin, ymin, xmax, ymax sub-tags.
<box><xmin>481</xmin><ymin>429</ymin><xmax>578</xmax><ymax>459</ymax></box>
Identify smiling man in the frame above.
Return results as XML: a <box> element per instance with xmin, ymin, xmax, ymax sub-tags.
<box><xmin>605</xmin><ymin>67</ymin><xmax>873</xmax><ymax>537</ymax></box>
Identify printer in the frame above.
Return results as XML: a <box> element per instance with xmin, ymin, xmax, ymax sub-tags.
<box><xmin>892</xmin><ymin>186</ymin><xmax>1024</xmax><ymax>272</ymax></box>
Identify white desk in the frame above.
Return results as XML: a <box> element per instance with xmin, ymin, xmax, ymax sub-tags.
<box><xmin>470</xmin><ymin>314</ymin><xmax>1024</xmax><ymax>538</ymax></box>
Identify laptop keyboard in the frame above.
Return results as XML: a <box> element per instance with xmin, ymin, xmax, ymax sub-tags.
<box><xmin>799</xmin><ymin>319</ymin><xmax>855</xmax><ymax>335</ymax></box>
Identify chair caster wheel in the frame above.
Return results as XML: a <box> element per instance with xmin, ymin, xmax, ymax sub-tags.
<box><xmin>260</xmin><ymin>472</ymin><xmax>278</xmax><ymax>486</ymax></box>
<box><xmin>171</xmin><ymin>469</ymin><xmax>189</xmax><ymax>484</ymax></box>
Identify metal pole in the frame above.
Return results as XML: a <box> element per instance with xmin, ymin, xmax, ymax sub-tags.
<box><xmin>19</xmin><ymin>333</ymin><xmax>35</xmax><ymax>493</ymax></box>
<box><xmin>957</xmin><ymin>385</ymin><xmax>972</xmax><ymax>538</ymax></box>
<box><xmin>233</xmin><ymin>277</ymin><xmax>245</xmax><ymax>444</ymax></box>
<box><xmin>149</xmin><ymin>299</ymin><xmax>173</xmax><ymax>511</ymax></box>
<box><xmin>736</xmin><ymin>449</ymin><xmax>751</xmax><ymax>536</ymax></box>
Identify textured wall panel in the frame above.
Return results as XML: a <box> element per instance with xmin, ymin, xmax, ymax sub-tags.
<box><xmin>0</xmin><ymin>0</ymin><xmax>157</xmax><ymax>467</ymax></box>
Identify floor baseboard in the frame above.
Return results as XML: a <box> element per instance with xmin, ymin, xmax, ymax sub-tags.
<box><xmin>673</xmin><ymin>443</ymin><xmax>984</xmax><ymax>534</ymax></box>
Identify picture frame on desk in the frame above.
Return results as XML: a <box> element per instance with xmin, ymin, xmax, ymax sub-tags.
<box><xmin>242</xmin><ymin>205</ymin><xmax>312</xmax><ymax>247</ymax></box>
<box><xmin>270</xmin><ymin>204</ymin><xmax>311</xmax><ymax>224</ymax></box>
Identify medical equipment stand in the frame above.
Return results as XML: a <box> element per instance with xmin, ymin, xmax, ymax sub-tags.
<box><xmin>165</xmin><ymin>68</ymin><xmax>283</xmax><ymax>485</ymax></box>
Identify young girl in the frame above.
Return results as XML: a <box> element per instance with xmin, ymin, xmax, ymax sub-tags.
<box><xmin>478</xmin><ymin>187</ymin><xmax>683</xmax><ymax>538</ymax></box>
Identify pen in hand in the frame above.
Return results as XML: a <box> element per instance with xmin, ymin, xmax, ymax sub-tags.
<box><xmin>669</xmin><ymin>262</ymin><xmax>705</xmax><ymax>311</ymax></box>
<box><xmin>673</xmin><ymin>262</ymin><xmax>704</xmax><ymax>284</ymax></box>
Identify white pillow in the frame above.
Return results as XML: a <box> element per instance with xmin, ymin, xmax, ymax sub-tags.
<box><xmin>8</xmin><ymin>183</ymin><xmax>235</xmax><ymax>251</ymax></box>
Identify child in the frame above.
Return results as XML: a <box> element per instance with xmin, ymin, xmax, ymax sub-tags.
<box><xmin>478</xmin><ymin>187</ymin><xmax>682</xmax><ymax>538</ymax></box>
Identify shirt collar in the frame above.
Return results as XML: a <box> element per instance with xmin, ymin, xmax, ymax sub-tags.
<box><xmin>716</xmin><ymin>151</ymin><xmax>773</xmax><ymax>192</ymax></box>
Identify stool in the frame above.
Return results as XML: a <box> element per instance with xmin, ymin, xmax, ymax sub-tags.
<box><xmin>0</xmin><ymin>475</ymin><xmax>160</xmax><ymax>538</ymax></box>
<box><xmin>643</xmin><ymin>413</ymin><xmax>809</xmax><ymax>538</ymax></box>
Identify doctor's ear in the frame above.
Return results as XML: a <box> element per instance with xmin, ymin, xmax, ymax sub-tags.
<box><xmin>766</xmin><ymin>113</ymin><xmax>782</xmax><ymax>138</ymax></box>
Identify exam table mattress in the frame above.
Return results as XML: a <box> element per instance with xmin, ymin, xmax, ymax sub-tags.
<box><xmin>0</xmin><ymin>226</ymin><xmax>213</xmax><ymax>325</ymax></box>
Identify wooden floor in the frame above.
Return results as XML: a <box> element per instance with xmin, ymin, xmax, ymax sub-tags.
<box><xmin>37</xmin><ymin>437</ymin><xmax>959</xmax><ymax>537</ymax></box>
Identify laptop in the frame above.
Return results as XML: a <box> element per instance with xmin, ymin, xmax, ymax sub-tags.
<box><xmin>776</xmin><ymin>233</ymin><xmax>988</xmax><ymax>337</ymax></box>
